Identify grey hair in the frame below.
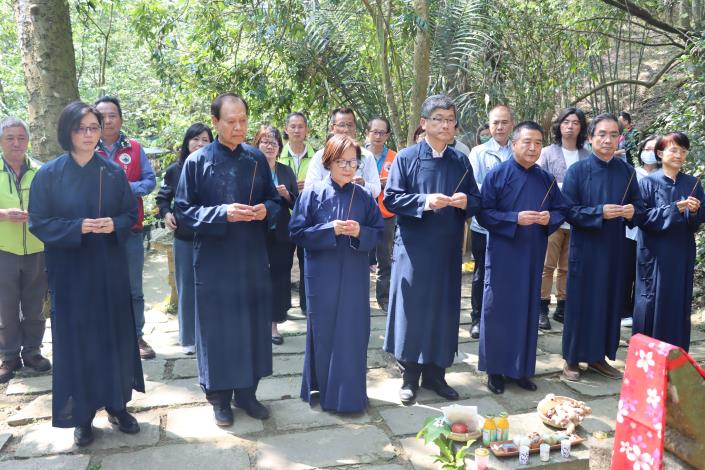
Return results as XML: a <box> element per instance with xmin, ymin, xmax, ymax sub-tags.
<box><xmin>420</xmin><ymin>94</ymin><xmax>456</xmax><ymax>119</ymax></box>
<box><xmin>0</xmin><ymin>117</ymin><xmax>30</xmax><ymax>139</ymax></box>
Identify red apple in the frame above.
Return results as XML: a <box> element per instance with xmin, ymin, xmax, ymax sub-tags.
<box><xmin>451</xmin><ymin>422</ymin><xmax>469</xmax><ymax>433</ymax></box>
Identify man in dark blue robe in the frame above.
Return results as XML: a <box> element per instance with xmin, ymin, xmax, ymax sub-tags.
<box><xmin>561</xmin><ymin>114</ymin><xmax>646</xmax><ymax>381</ymax></box>
<box><xmin>175</xmin><ymin>94</ymin><xmax>280</xmax><ymax>426</ymax></box>
<box><xmin>383</xmin><ymin>95</ymin><xmax>481</xmax><ymax>405</ymax></box>
<box><xmin>477</xmin><ymin>122</ymin><xmax>568</xmax><ymax>394</ymax></box>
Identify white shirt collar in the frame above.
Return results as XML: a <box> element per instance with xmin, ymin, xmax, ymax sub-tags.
<box><xmin>424</xmin><ymin>137</ymin><xmax>447</xmax><ymax>158</ymax></box>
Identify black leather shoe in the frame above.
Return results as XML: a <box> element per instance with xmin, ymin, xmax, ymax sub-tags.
<box><xmin>235</xmin><ymin>398</ymin><xmax>270</xmax><ymax>420</ymax></box>
<box><xmin>74</xmin><ymin>424</ymin><xmax>94</xmax><ymax>446</ymax></box>
<box><xmin>538</xmin><ymin>313</ymin><xmax>552</xmax><ymax>330</ymax></box>
<box><xmin>487</xmin><ymin>374</ymin><xmax>505</xmax><ymax>395</ymax></box>
<box><xmin>399</xmin><ymin>382</ymin><xmax>418</xmax><ymax>406</ymax></box>
<box><xmin>515</xmin><ymin>377</ymin><xmax>538</xmax><ymax>391</ymax></box>
<box><xmin>421</xmin><ymin>379</ymin><xmax>459</xmax><ymax>400</ymax></box>
<box><xmin>213</xmin><ymin>403</ymin><xmax>234</xmax><ymax>427</ymax></box>
<box><xmin>107</xmin><ymin>410</ymin><xmax>140</xmax><ymax>434</ymax></box>
<box><xmin>553</xmin><ymin>300</ymin><xmax>565</xmax><ymax>323</ymax></box>
<box><xmin>470</xmin><ymin>321</ymin><xmax>480</xmax><ymax>339</ymax></box>
<box><xmin>271</xmin><ymin>335</ymin><xmax>284</xmax><ymax>345</ymax></box>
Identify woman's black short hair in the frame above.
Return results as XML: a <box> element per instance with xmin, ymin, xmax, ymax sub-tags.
<box><xmin>179</xmin><ymin>123</ymin><xmax>213</xmax><ymax>163</ymax></box>
<box><xmin>552</xmin><ymin>107</ymin><xmax>588</xmax><ymax>149</ymax></box>
<box><xmin>57</xmin><ymin>101</ymin><xmax>103</xmax><ymax>152</ymax></box>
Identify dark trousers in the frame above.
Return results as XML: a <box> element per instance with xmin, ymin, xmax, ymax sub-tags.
<box><xmin>266</xmin><ymin>231</ymin><xmax>295</xmax><ymax>323</ymax></box>
<box><xmin>296</xmin><ymin>245</ymin><xmax>306</xmax><ymax>312</ymax></box>
<box><xmin>398</xmin><ymin>360</ymin><xmax>446</xmax><ymax>385</ymax></box>
<box><xmin>376</xmin><ymin>216</ymin><xmax>396</xmax><ymax>306</ymax></box>
<box><xmin>623</xmin><ymin>237</ymin><xmax>637</xmax><ymax>318</ymax></box>
<box><xmin>470</xmin><ymin>230</ymin><xmax>487</xmax><ymax>323</ymax></box>
<box><xmin>202</xmin><ymin>380</ymin><xmax>259</xmax><ymax>407</ymax></box>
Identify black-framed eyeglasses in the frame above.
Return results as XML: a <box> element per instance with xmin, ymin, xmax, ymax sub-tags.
<box><xmin>334</xmin><ymin>159</ymin><xmax>362</xmax><ymax>169</ymax></box>
<box><xmin>73</xmin><ymin>126</ymin><xmax>102</xmax><ymax>135</ymax></box>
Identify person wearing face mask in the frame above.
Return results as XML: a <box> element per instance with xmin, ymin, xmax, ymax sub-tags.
<box><xmin>620</xmin><ymin>136</ymin><xmax>659</xmax><ymax>329</ymax></box>
<box><xmin>632</xmin><ymin>132</ymin><xmax>703</xmax><ymax>351</ymax></box>
<box><xmin>475</xmin><ymin>124</ymin><xmax>490</xmax><ymax>146</ymax></box>
<box><xmin>156</xmin><ymin>123</ymin><xmax>213</xmax><ymax>354</ymax></box>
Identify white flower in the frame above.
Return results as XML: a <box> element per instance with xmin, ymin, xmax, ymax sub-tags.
<box><xmin>620</xmin><ymin>441</ymin><xmax>632</xmax><ymax>454</ymax></box>
<box><xmin>646</xmin><ymin>389</ymin><xmax>661</xmax><ymax>408</ymax></box>
<box><xmin>627</xmin><ymin>444</ymin><xmax>654</xmax><ymax>470</ymax></box>
<box><xmin>636</xmin><ymin>350</ymin><xmax>655</xmax><ymax>373</ymax></box>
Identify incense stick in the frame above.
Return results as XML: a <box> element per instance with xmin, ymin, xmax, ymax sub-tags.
<box><xmin>346</xmin><ymin>183</ymin><xmax>357</xmax><ymax>220</ymax></box>
<box><xmin>98</xmin><ymin>166</ymin><xmax>104</xmax><ymax>218</ymax></box>
<box><xmin>620</xmin><ymin>171</ymin><xmax>636</xmax><ymax>205</ymax></box>
<box><xmin>452</xmin><ymin>168</ymin><xmax>469</xmax><ymax>194</ymax></box>
<box><xmin>248</xmin><ymin>160</ymin><xmax>258</xmax><ymax>206</ymax></box>
<box><xmin>538</xmin><ymin>178</ymin><xmax>556</xmax><ymax>211</ymax></box>
<box><xmin>689</xmin><ymin>178</ymin><xmax>701</xmax><ymax>198</ymax></box>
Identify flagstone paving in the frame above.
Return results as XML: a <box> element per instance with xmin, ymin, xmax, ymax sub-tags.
<box><xmin>1</xmin><ymin>249</ymin><xmax>704</xmax><ymax>469</ymax></box>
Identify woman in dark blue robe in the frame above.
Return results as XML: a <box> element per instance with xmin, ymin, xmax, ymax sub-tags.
<box><xmin>478</xmin><ymin>152</ymin><xmax>567</xmax><ymax>386</ymax></box>
<box><xmin>28</xmin><ymin>102</ymin><xmax>143</xmax><ymax>445</ymax></box>
<box><xmin>633</xmin><ymin>132</ymin><xmax>704</xmax><ymax>351</ymax></box>
<box><xmin>289</xmin><ymin>135</ymin><xmax>383</xmax><ymax>413</ymax></box>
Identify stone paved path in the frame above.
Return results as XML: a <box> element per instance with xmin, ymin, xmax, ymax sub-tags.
<box><xmin>1</xmin><ymin>250</ymin><xmax>703</xmax><ymax>469</ymax></box>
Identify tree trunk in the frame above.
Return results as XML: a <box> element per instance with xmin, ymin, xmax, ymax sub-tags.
<box><xmin>406</xmin><ymin>0</ymin><xmax>430</xmax><ymax>146</ymax></box>
<box><xmin>13</xmin><ymin>0</ymin><xmax>79</xmax><ymax>162</ymax></box>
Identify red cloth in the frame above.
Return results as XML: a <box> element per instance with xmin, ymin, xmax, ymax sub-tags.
<box><xmin>612</xmin><ymin>333</ymin><xmax>705</xmax><ymax>469</ymax></box>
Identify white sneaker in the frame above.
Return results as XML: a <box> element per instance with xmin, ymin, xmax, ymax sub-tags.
<box><xmin>181</xmin><ymin>345</ymin><xmax>196</xmax><ymax>355</ymax></box>
<box><xmin>620</xmin><ymin>317</ymin><xmax>633</xmax><ymax>328</ymax></box>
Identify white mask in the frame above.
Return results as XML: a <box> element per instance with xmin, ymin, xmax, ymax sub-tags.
<box><xmin>640</xmin><ymin>150</ymin><xmax>657</xmax><ymax>165</ymax></box>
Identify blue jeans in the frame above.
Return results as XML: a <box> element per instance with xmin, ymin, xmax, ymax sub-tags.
<box><xmin>125</xmin><ymin>231</ymin><xmax>145</xmax><ymax>337</ymax></box>
<box><xmin>173</xmin><ymin>238</ymin><xmax>196</xmax><ymax>347</ymax></box>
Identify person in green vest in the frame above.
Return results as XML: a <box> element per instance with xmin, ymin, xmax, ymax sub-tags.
<box><xmin>279</xmin><ymin>112</ymin><xmax>315</xmax><ymax>314</ymax></box>
<box><xmin>0</xmin><ymin>117</ymin><xmax>50</xmax><ymax>383</ymax></box>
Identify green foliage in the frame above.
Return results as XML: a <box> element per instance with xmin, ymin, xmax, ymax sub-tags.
<box><xmin>416</xmin><ymin>416</ymin><xmax>475</xmax><ymax>469</ymax></box>
<box><xmin>0</xmin><ymin>1</ymin><xmax>27</xmax><ymax>119</ymax></box>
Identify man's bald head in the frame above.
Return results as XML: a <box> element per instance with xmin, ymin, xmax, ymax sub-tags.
<box><xmin>488</xmin><ymin>105</ymin><xmax>514</xmax><ymax>146</ymax></box>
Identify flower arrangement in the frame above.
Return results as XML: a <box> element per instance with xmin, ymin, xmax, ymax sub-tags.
<box><xmin>416</xmin><ymin>416</ymin><xmax>476</xmax><ymax>469</ymax></box>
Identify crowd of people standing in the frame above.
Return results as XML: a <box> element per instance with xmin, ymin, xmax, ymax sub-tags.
<box><xmin>0</xmin><ymin>91</ymin><xmax>702</xmax><ymax>445</ymax></box>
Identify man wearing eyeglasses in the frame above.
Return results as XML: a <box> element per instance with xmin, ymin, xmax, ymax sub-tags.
<box><xmin>365</xmin><ymin>117</ymin><xmax>397</xmax><ymax>312</ymax></box>
<box><xmin>467</xmin><ymin>105</ymin><xmax>514</xmax><ymax>340</ymax></box>
<box><xmin>95</xmin><ymin>96</ymin><xmax>157</xmax><ymax>360</ymax></box>
<box><xmin>304</xmin><ymin>108</ymin><xmax>381</xmax><ymax>198</ymax></box>
<box><xmin>383</xmin><ymin>94</ymin><xmax>481</xmax><ymax>405</ymax></box>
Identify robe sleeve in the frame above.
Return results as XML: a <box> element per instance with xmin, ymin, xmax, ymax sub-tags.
<box><xmin>28</xmin><ymin>166</ymin><xmax>83</xmax><ymax>248</ymax></box>
<box><xmin>174</xmin><ymin>157</ymin><xmax>228</xmax><ymax>237</ymax></box>
<box><xmin>546</xmin><ymin>180</ymin><xmax>569</xmax><ymax>236</ymax></box>
<box><xmin>476</xmin><ymin>170</ymin><xmax>518</xmax><ymax>239</ymax></box>
<box><xmin>288</xmin><ymin>188</ymin><xmax>337</xmax><ymax>250</ymax></box>
<box><xmin>383</xmin><ymin>153</ymin><xmax>427</xmax><ymax>219</ymax></box>
<box><xmin>257</xmin><ymin>158</ymin><xmax>281</xmax><ymax>230</ymax></box>
<box><xmin>563</xmin><ymin>164</ymin><xmax>604</xmax><ymax>230</ymax></box>
<box><xmin>624</xmin><ymin>169</ymin><xmax>647</xmax><ymax>228</ymax></box>
<box><xmin>349</xmin><ymin>193</ymin><xmax>384</xmax><ymax>251</ymax></box>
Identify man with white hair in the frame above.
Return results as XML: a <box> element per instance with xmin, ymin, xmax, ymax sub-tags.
<box><xmin>0</xmin><ymin>117</ymin><xmax>50</xmax><ymax>383</ymax></box>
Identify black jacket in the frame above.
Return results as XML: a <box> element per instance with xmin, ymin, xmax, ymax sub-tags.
<box><xmin>272</xmin><ymin>162</ymin><xmax>298</xmax><ymax>241</ymax></box>
<box><xmin>155</xmin><ymin>161</ymin><xmax>195</xmax><ymax>240</ymax></box>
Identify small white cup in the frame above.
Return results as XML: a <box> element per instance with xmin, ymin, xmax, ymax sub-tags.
<box><xmin>561</xmin><ymin>438</ymin><xmax>571</xmax><ymax>458</ymax></box>
<box><xmin>540</xmin><ymin>443</ymin><xmax>550</xmax><ymax>462</ymax></box>
<box><xmin>519</xmin><ymin>445</ymin><xmax>530</xmax><ymax>465</ymax></box>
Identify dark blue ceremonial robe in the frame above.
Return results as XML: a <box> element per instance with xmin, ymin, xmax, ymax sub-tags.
<box><xmin>175</xmin><ymin>140</ymin><xmax>280</xmax><ymax>391</ymax></box>
<box><xmin>562</xmin><ymin>154</ymin><xmax>646</xmax><ymax>364</ymax></box>
<box><xmin>383</xmin><ymin>141</ymin><xmax>481</xmax><ymax>367</ymax></box>
<box><xmin>28</xmin><ymin>154</ymin><xmax>143</xmax><ymax>428</ymax></box>
<box><xmin>633</xmin><ymin>170</ymin><xmax>704</xmax><ymax>351</ymax></box>
<box><xmin>289</xmin><ymin>177</ymin><xmax>384</xmax><ymax>412</ymax></box>
<box><xmin>477</xmin><ymin>159</ymin><xmax>567</xmax><ymax>378</ymax></box>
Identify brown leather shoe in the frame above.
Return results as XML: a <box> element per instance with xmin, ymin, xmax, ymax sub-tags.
<box><xmin>22</xmin><ymin>354</ymin><xmax>51</xmax><ymax>372</ymax></box>
<box><xmin>138</xmin><ymin>338</ymin><xmax>156</xmax><ymax>360</ymax></box>
<box><xmin>588</xmin><ymin>360</ymin><xmax>622</xmax><ymax>380</ymax></box>
<box><xmin>561</xmin><ymin>363</ymin><xmax>581</xmax><ymax>382</ymax></box>
<box><xmin>0</xmin><ymin>358</ymin><xmax>22</xmax><ymax>383</ymax></box>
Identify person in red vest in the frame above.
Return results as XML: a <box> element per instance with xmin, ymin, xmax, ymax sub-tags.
<box><xmin>365</xmin><ymin>116</ymin><xmax>397</xmax><ymax>312</ymax></box>
<box><xmin>95</xmin><ymin>96</ymin><xmax>156</xmax><ymax>360</ymax></box>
